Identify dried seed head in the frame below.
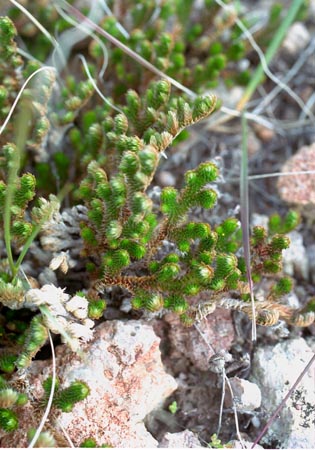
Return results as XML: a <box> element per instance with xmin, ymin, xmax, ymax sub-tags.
<box><xmin>0</xmin><ymin>388</ymin><xmax>19</xmax><ymax>408</ymax></box>
<box><xmin>49</xmin><ymin>252</ymin><xmax>69</xmax><ymax>274</ymax></box>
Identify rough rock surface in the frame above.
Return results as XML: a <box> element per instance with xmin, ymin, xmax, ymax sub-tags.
<box><xmin>282</xmin><ymin>231</ymin><xmax>309</xmax><ymax>281</ymax></box>
<box><xmin>277</xmin><ymin>142</ymin><xmax>315</xmax><ymax>207</ymax></box>
<box><xmin>163</xmin><ymin>305</ymin><xmax>235</xmax><ymax>372</ymax></box>
<box><xmin>158</xmin><ymin>430</ymin><xmax>203</xmax><ymax>448</ymax></box>
<box><xmin>306</xmin><ymin>243</ymin><xmax>315</xmax><ymax>285</ymax></box>
<box><xmin>224</xmin><ymin>377</ymin><xmax>262</xmax><ymax>412</ymax></box>
<box><xmin>0</xmin><ymin>320</ymin><xmax>177</xmax><ymax>448</ymax></box>
<box><xmin>250</xmin><ymin>338</ymin><xmax>315</xmax><ymax>449</ymax></box>
<box><xmin>227</xmin><ymin>439</ymin><xmax>264</xmax><ymax>449</ymax></box>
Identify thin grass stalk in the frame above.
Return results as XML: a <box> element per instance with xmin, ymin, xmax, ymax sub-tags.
<box><xmin>238</xmin><ymin>0</ymin><xmax>305</xmax><ymax>111</ymax></box>
<box><xmin>0</xmin><ymin>67</ymin><xmax>55</xmax><ymax>136</ymax></box>
<box><xmin>13</xmin><ymin>214</ymin><xmax>54</xmax><ymax>281</ymax></box>
<box><xmin>56</xmin><ymin>420</ymin><xmax>75</xmax><ymax>448</ymax></box>
<box><xmin>53</xmin><ymin>1</ymin><xmax>109</xmax><ymax>78</ymax></box>
<box><xmin>77</xmin><ymin>54</ymin><xmax>124</xmax><ymax>114</ymax></box>
<box><xmin>3</xmin><ymin>148</ymin><xmax>20</xmax><ymax>276</ymax></box>
<box><xmin>28</xmin><ymin>330</ymin><xmax>56</xmax><ymax>449</ymax></box>
<box><xmin>228</xmin><ymin>169</ymin><xmax>315</xmax><ymax>184</ymax></box>
<box><xmin>8</xmin><ymin>0</ymin><xmax>65</xmax><ymax>69</ymax></box>
<box><xmin>253</xmin><ymin>37</ymin><xmax>315</xmax><ymax>116</ymax></box>
<box><xmin>194</xmin><ymin>323</ymin><xmax>227</xmax><ymax>438</ymax></box>
<box><xmin>3</xmin><ymin>103</ymin><xmax>31</xmax><ymax>277</ymax></box>
<box><xmin>8</xmin><ymin>0</ymin><xmax>58</xmax><ymax>48</ymax></box>
<box><xmin>240</xmin><ymin>112</ymin><xmax>256</xmax><ymax>341</ymax></box>
<box><xmin>216</xmin><ymin>370</ymin><xmax>225</xmax><ymax>437</ymax></box>
<box><xmin>225</xmin><ymin>372</ymin><xmax>245</xmax><ymax>448</ymax></box>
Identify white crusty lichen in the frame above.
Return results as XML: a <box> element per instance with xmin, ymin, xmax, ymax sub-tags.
<box><xmin>39</xmin><ymin>205</ymin><xmax>87</xmax><ymax>256</ymax></box>
<box><xmin>23</xmin><ymin>284</ymin><xmax>94</xmax><ymax>351</ymax></box>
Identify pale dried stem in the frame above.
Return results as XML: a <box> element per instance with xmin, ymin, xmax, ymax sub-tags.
<box><xmin>28</xmin><ymin>331</ymin><xmax>56</xmax><ymax>449</ymax></box>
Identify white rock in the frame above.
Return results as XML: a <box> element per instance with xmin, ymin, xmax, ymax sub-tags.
<box><xmin>225</xmin><ymin>377</ymin><xmax>261</xmax><ymax>411</ymax></box>
<box><xmin>282</xmin><ymin>231</ymin><xmax>309</xmax><ymax>280</ymax></box>
<box><xmin>227</xmin><ymin>439</ymin><xmax>264</xmax><ymax>449</ymax></box>
<box><xmin>159</xmin><ymin>430</ymin><xmax>203</xmax><ymax>448</ymax></box>
<box><xmin>282</xmin><ymin>22</ymin><xmax>311</xmax><ymax>55</ymax></box>
<box><xmin>250</xmin><ymin>338</ymin><xmax>315</xmax><ymax>448</ymax></box>
<box><xmin>251</xmin><ymin>213</ymin><xmax>269</xmax><ymax>230</ymax></box>
<box><xmin>157</xmin><ymin>171</ymin><xmax>176</xmax><ymax>187</ymax></box>
<box><xmin>38</xmin><ymin>267</ymin><xmax>58</xmax><ymax>286</ymax></box>
<box><xmin>306</xmin><ymin>244</ymin><xmax>315</xmax><ymax>285</ymax></box>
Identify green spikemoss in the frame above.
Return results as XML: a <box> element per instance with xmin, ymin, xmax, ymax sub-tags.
<box><xmin>53</xmin><ymin>381</ymin><xmax>90</xmax><ymax>412</ymax></box>
<box><xmin>88</xmin><ymin>299</ymin><xmax>106</xmax><ymax>320</ymax></box>
<box><xmin>42</xmin><ymin>376</ymin><xmax>90</xmax><ymax>413</ymax></box>
<box><xmin>80</xmin><ymin>438</ymin><xmax>99</xmax><ymax>448</ymax></box>
<box><xmin>80</xmin><ymin>437</ymin><xmax>112</xmax><ymax>448</ymax></box>
<box><xmin>15</xmin><ymin>315</ymin><xmax>48</xmax><ymax>369</ymax></box>
<box><xmin>269</xmin><ymin>210</ymin><xmax>300</xmax><ymax>234</ymax></box>
<box><xmin>80</xmin><ymin>97</ymin><xmax>304</xmax><ymax>328</ymax></box>
<box><xmin>272</xmin><ymin>277</ymin><xmax>293</xmax><ymax>297</ymax></box>
<box><xmin>0</xmin><ymin>408</ymin><xmax>18</xmax><ymax>432</ymax></box>
<box><xmin>0</xmin><ymin>354</ymin><xmax>16</xmax><ymax>374</ymax></box>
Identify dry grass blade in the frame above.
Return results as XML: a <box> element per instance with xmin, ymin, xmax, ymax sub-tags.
<box><xmin>28</xmin><ymin>331</ymin><xmax>56</xmax><ymax>449</ymax></box>
<box><xmin>240</xmin><ymin>113</ymin><xmax>256</xmax><ymax>341</ymax></box>
<box><xmin>56</xmin><ymin>420</ymin><xmax>75</xmax><ymax>448</ymax></box>
<box><xmin>253</xmin><ymin>37</ymin><xmax>315</xmax><ymax>116</ymax></box>
<box><xmin>0</xmin><ymin>67</ymin><xmax>56</xmax><ymax>136</ymax></box>
<box><xmin>53</xmin><ymin>0</ymin><xmax>108</xmax><ymax>77</ymax></box>
<box><xmin>223</xmin><ymin>0</ymin><xmax>313</xmax><ymax>119</ymax></box>
<box><xmin>225</xmin><ymin>372</ymin><xmax>245</xmax><ymax>448</ymax></box>
<box><xmin>8</xmin><ymin>0</ymin><xmax>66</xmax><ymax>69</ymax></box>
<box><xmin>8</xmin><ymin>0</ymin><xmax>58</xmax><ymax>49</ymax></box>
<box><xmin>77</xmin><ymin>54</ymin><xmax>124</xmax><ymax>114</ymax></box>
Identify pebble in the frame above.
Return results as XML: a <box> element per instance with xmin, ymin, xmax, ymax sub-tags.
<box><xmin>159</xmin><ymin>430</ymin><xmax>203</xmax><ymax>448</ymax></box>
<box><xmin>253</xmin><ymin>123</ymin><xmax>275</xmax><ymax>143</ymax></box>
<box><xmin>282</xmin><ymin>22</ymin><xmax>311</xmax><ymax>56</ymax></box>
<box><xmin>224</xmin><ymin>377</ymin><xmax>262</xmax><ymax>411</ymax></box>
<box><xmin>156</xmin><ymin>170</ymin><xmax>176</xmax><ymax>187</ymax></box>
<box><xmin>282</xmin><ymin>231</ymin><xmax>309</xmax><ymax>280</ymax></box>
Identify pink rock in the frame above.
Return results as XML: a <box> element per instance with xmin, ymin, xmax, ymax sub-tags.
<box><xmin>0</xmin><ymin>320</ymin><xmax>177</xmax><ymax>448</ymax></box>
<box><xmin>163</xmin><ymin>304</ymin><xmax>235</xmax><ymax>372</ymax></box>
<box><xmin>277</xmin><ymin>142</ymin><xmax>315</xmax><ymax>206</ymax></box>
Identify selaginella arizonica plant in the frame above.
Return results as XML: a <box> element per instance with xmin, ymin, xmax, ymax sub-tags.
<box><xmin>75</xmin><ymin>78</ymin><xmax>314</xmax><ymax>329</ymax></box>
<box><xmin>0</xmin><ymin>14</ymin><xmax>314</xmax><ymax>377</ymax></box>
